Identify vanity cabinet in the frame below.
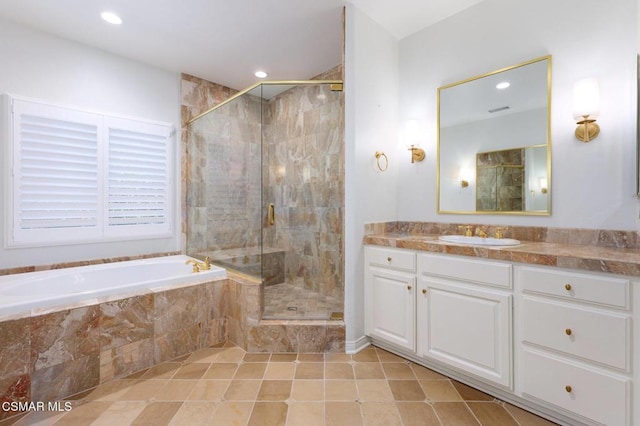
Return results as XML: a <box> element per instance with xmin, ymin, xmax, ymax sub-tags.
<box><xmin>516</xmin><ymin>265</ymin><xmax>632</xmax><ymax>425</ymax></box>
<box><xmin>364</xmin><ymin>246</ymin><xmax>416</xmax><ymax>351</ymax></box>
<box><xmin>417</xmin><ymin>254</ymin><xmax>513</xmax><ymax>388</ymax></box>
<box><xmin>364</xmin><ymin>243</ymin><xmax>637</xmax><ymax>425</ymax></box>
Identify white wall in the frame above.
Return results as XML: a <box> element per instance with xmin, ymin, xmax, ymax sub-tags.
<box><xmin>399</xmin><ymin>0</ymin><xmax>639</xmax><ymax>230</ymax></box>
<box><xmin>0</xmin><ymin>19</ymin><xmax>181</xmax><ymax>268</ymax></box>
<box><xmin>344</xmin><ymin>4</ymin><xmax>399</xmax><ymax>349</ymax></box>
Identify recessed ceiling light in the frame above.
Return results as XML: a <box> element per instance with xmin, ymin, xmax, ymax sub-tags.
<box><xmin>496</xmin><ymin>82</ymin><xmax>510</xmax><ymax>90</ymax></box>
<box><xmin>101</xmin><ymin>11</ymin><xmax>122</xmax><ymax>25</ymax></box>
<box><xmin>254</xmin><ymin>71</ymin><xmax>268</xmax><ymax>79</ymax></box>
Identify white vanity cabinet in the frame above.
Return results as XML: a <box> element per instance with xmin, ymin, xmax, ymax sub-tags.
<box><xmin>516</xmin><ymin>265</ymin><xmax>632</xmax><ymax>426</ymax></box>
<box><xmin>417</xmin><ymin>253</ymin><xmax>513</xmax><ymax>388</ymax></box>
<box><xmin>364</xmin><ymin>246</ymin><xmax>416</xmax><ymax>351</ymax></box>
<box><xmin>364</xmin><ymin>244</ymin><xmax>637</xmax><ymax>425</ymax></box>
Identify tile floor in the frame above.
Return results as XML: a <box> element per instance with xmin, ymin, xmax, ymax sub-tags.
<box><xmin>263</xmin><ymin>283</ymin><xmax>343</xmax><ymax>320</ymax></box>
<box><xmin>3</xmin><ymin>343</ymin><xmax>557</xmax><ymax>426</ymax></box>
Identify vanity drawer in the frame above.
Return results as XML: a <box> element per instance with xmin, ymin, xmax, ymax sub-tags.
<box><xmin>521</xmin><ymin>349</ymin><xmax>630</xmax><ymax>426</ymax></box>
<box><xmin>418</xmin><ymin>253</ymin><xmax>511</xmax><ymax>288</ymax></box>
<box><xmin>519</xmin><ymin>266</ymin><xmax>629</xmax><ymax>309</ymax></box>
<box><xmin>522</xmin><ymin>297</ymin><xmax>630</xmax><ymax>370</ymax></box>
<box><xmin>366</xmin><ymin>246</ymin><xmax>416</xmax><ymax>272</ymax></box>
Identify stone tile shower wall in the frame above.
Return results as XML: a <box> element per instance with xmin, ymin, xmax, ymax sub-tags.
<box><xmin>262</xmin><ymin>80</ymin><xmax>345</xmax><ymax>302</ymax></box>
<box><xmin>182</xmin><ymin>69</ymin><xmax>345</xmax><ymax>310</ymax></box>
<box><xmin>476</xmin><ymin>148</ymin><xmax>525</xmax><ymax>211</ymax></box>
<box><xmin>184</xmin><ymin>82</ymin><xmax>263</xmax><ymax>259</ymax></box>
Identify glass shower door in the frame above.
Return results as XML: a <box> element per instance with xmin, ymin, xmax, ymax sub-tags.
<box><xmin>260</xmin><ymin>82</ymin><xmax>344</xmax><ymax>320</ymax></box>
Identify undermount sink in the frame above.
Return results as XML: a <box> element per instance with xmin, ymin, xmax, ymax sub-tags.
<box><xmin>438</xmin><ymin>235</ymin><xmax>521</xmax><ymax>246</ymax></box>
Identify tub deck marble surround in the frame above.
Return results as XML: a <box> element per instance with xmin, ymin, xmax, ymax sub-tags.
<box><xmin>0</xmin><ymin>270</ymin><xmax>345</xmax><ymax>420</ymax></box>
<box><xmin>0</xmin><ymin>278</ymin><xmax>229</xmax><ymax>421</ymax></box>
<box><xmin>0</xmin><ymin>252</ymin><xmax>182</xmax><ymax>277</ymax></box>
<box><xmin>364</xmin><ymin>222</ymin><xmax>640</xmax><ymax>276</ymax></box>
<box><xmin>0</xmin><ymin>343</ymin><xmax>555</xmax><ymax>426</ymax></box>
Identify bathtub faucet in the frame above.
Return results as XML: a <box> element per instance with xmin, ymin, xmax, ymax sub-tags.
<box><xmin>186</xmin><ymin>256</ymin><xmax>211</xmax><ymax>272</ymax></box>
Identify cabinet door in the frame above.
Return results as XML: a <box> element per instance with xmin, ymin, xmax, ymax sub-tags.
<box><xmin>417</xmin><ymin>276</ymin><xmax>512</xmax><ymax>388</ymax></box>
<box><xmin>365</xmin><ymin>268</ymin><xmax>416</xmax><ymax>351</ymax></box>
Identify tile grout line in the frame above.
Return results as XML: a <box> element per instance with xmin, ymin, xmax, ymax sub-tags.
<box><xmin>6</xmin><ymin>344</ymin><xmax>554</xmax><ymax>426</ymax></box>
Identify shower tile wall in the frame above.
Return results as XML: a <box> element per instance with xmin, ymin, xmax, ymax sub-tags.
<box><xmin>181</xmin><ymin>75</ymin><xmax>237</xmax><ymax>247</ymax></box>
<box><xmin>263</xmin><ymin>71</ymin><xmax>344</xmax><ymax>304</ymax></box>
<box><xmin>182</xmin><ymin>68</ymin><xmax>345</xmax><ymax>315</ymax></box>
<box><xmin>476</xmin><ymin>148</ymin><xmax>525</xmax><ymax>212</ymax></box>
<box><xmin>182</xmin><ymin>74</ymin><xmax>263</xmax><ymax>262</ymax></box>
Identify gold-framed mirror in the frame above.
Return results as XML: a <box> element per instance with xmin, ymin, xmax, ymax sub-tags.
<box><xmin>437</xmin><ymin>55</ymin><xmax>551</xmax><ymax>215</ymax></box>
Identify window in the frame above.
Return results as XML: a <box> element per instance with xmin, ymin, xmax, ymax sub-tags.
<box><xmin>7</xmin><ymin>96</ymin><xmax>174</xmax><ymax>247</ymax></box>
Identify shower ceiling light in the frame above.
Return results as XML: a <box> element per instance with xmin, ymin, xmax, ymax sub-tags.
<box><xmin>254</xmin><ymin>71</ymin><xmax>268</xmax><ymax>79</ymax></box>
<box><xmin>101</xmin><ymin>11</ymin><xmax>122</xmax><ymax>25</ymax></box>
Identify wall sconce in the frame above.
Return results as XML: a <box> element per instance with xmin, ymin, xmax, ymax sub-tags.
<box><xmin>405</xmin><ymin>120</ymin><xmax>425</xmax><ymax>163</ymax></box>
<box><xmin>573</xmin><ymin>78</ymin><xmax>600</xmax><ymax>142</ymax></box>
<box><xmin>459</xmin><ymin>167</ymin><xmax>472</xmax><ymax>188</ymax></box>
<box><xmin>408</xmin><ymin>145</ymin><xmax>425</xmax><ymax>163</ymax></box>
<box><xmin>539</xmin><ymin>177</ymin><xmax>548</xmax><ymax>194</ymax></box>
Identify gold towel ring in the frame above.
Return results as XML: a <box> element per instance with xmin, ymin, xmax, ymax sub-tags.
<box><xmin>375</xmin><ymin>151</ymin><xmax>388</xmax><ymax>172</ymax></box>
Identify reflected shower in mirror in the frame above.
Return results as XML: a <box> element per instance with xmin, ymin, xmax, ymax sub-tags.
<box><xmin>437</xmin><ymin>56</ymin><xmax>551</xmax><ymax>215</ymax></box>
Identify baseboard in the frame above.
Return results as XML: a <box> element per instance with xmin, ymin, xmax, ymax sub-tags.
<box><xmin>345</xmin><ymin>335</ymin><xmax>370</xmax><ymax>354</ymax></box>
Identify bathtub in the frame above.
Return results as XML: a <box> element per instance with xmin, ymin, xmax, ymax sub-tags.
<box><xmin>0</xmin><ymin>255</ymin><xmax>226</xmax><ymax>319</ymax></box>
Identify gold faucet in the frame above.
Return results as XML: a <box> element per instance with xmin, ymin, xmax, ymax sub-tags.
<box><xmin>185</xmin><ymin>256</ymin><xmax>211</xmax><ymax>272</ymax></box>
<box><xmin>475</xmin><ymin>227</ymin><xmax>488</xmax><ymax>238</ymax></box>
<box><xmin>458</xmin><ymin>225</ymin><xmax>473</xmax><ymax>237</ymax></box>
<box><xmin>494</xmin><ymin>227</ymin><xmax>504</xmax><ymax>239</ymax></box>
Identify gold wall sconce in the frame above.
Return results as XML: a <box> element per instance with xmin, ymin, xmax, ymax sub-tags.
<box><xmin>408</xmin><ymin>145</ymin><xmax>425</xmax><ymax>163</ymax></box>
<box><xmin>459</xmin><ymin>167</ymin><xmax>472</xmax><ymax>188</ymax></box>
<box><xmin>405</xmin><ymin>120</ymin><xmax>425</xmax><ymax>163</ymax></box>
<box><xmin>573</xmin><ymin>78</ymin><xmax>600</xmax><ymax>142</ymax></box>
<box><xmin>539</xmin><ymin>177</ymin><xmax>548</xmax><ymax>194</ymax></box>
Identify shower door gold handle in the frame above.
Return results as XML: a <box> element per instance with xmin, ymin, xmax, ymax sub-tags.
<box><xmin>268</xmin><ymin>203</ymin><xmax>275</xmax><ymax>226</ymax></box>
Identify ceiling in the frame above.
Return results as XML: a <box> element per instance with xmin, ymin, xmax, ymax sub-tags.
<box><xmin>0</xmin><ymin>0</ymin><xmax>483</xmax><ymax>91</ymax></box>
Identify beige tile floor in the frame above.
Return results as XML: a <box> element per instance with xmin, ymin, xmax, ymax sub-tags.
<box><xmin>3</xmin><ymin>343</ymin><xmax>557</xmax><ymax>426</ymax></box>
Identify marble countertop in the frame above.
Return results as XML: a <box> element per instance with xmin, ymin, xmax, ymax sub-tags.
<box><xmin>364</xmin><ymin>233</ymin><xmax>640</xmax><ymax>277</ymax></box>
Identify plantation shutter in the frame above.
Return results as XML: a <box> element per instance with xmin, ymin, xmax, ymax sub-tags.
<box><xmin>11</xmin><ymin>100</ymin><xmax>103</xmax><ymax>244</ymax></box>
<box><xmin>8</xmin><ymin>96</ymin><xmax>173</xmax><ymax>247</ymax></box>
<box><xmin>106</xmin><ymin>117</ymin><xmax>171</xmax><ymax>237</ymax></box>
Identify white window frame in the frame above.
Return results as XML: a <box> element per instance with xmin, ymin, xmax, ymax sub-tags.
<box><xmin>5</xmin><ymin>95</ymin><xmax>175</xmax><ymax>248</ymax></box>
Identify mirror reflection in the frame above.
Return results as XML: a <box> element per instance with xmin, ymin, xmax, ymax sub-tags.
<box><xmin>437</xmin><ymin>56</ymin><xmax>551</xmax><ymax>215</ymax></box>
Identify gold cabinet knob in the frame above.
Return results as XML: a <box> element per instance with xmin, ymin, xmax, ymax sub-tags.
<box><xmin>565</xmin><ymin>328</ymin><xmax>572</xmax><ymax>336</ymax></box>
<box><xmin>565</xmin><ymin>385</ymin><xmax>572</xmax><ymax>393</ymax></box>
<box><xmin>387</xmin><ymin>257</ymin><xmax>392</xmax><ymax>263</ymax></box>
<box><xmin>407</xmin><ymin>285</ymin><xmax>412</xmax><ymax>291</ymax></box>
<box><xmin>422</xmin><ymin>289</ymin><xmax>427</xmax><ymax>295</ymax></box>
<box><xmin>565</xmin><ymin>284</ymin><xmax>572</xmax><ymax>291</ymax></box>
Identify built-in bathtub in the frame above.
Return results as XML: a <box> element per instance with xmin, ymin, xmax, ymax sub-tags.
<box><xmin>0</xmin><ymin>255</ymin><xmax>226</xmax><ymax>319</ymax></box>
<box><xmin>0</xmin><ymin>255</ymin><xmax>229</xmax><ymax>416</ymax></box>
<box><xmin>0</xmin><ymin>254</ymin><xmax>343</xmax><ymax>421</ymax></box>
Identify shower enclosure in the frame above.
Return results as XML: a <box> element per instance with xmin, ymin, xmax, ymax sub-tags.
<box><xmin>185</xmin><ymin>81</ymin><xmax>344</xmax><ymax>320</ymax></box>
